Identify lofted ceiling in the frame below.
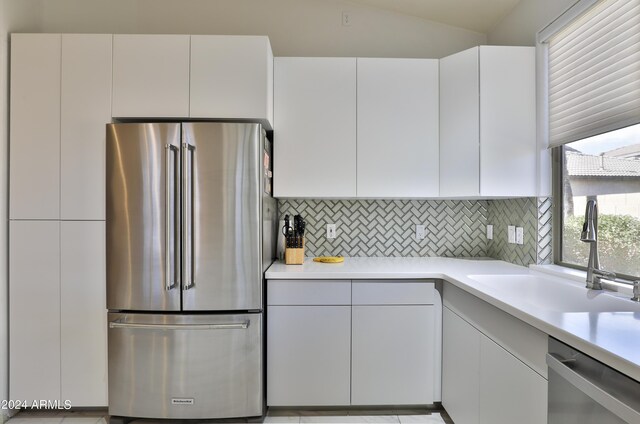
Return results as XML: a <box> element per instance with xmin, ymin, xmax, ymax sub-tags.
<box><xmin>350</xmin><ymin>0</ymin><xmax>522</xmax><ymax>33</ymax></box>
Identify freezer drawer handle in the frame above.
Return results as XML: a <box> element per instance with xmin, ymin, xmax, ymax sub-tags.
<box><xmin>165</xmin><ymin>144</ymin><xmax>179</xmax><ymax>291</ymax></box>
<box><xmin>546</xmin><ymin>353</ymin><xmax>640</xmax><ymax>423</ymax></box>
<box><xmin>109</xmin><ymin>321</ymin><xmax>250</xmax><ymax>330</ymax></box>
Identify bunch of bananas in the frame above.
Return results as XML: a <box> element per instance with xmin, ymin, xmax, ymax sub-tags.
<box><xmin>313</xmin><ymin>256</ymin><xmax>344</xmax><ymax>263</ymax></box>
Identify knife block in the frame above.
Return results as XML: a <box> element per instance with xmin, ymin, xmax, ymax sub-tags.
<box><xmin>285</xmin><ymin>240</ymin><xmax>305</xmax><ymax>265</ymax></box>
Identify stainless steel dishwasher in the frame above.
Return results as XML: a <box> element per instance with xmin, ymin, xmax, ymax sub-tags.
<box><xmin>547</xmin><ymin>338</ymin><xmax>640</xmax><ymax>424</ymax></box>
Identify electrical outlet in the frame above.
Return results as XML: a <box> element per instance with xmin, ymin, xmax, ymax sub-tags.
<box><xmin>516</xmin><ymin>227</ymin><xmax>524</xmax><ymax>245</ymax></box>
<box><xmin>486</xmin><ymin>224</ymin><xmax>493</xmax><ymax>240</ymax></box>
<box><xmin>507</xmin><ymin>225</ymin><xmax>516</xmax><ymax>244</ymax></box>
<box><xmin>327</xmin><ymin>224</ymin><xmax>337</xmax><ymax>239</ymax></box>
<box><xmin>416</xmin><ymin>225</ymin><xmax>426</xmax><ymax>240</ymax></box>
<box><xmin>342</xmin><ymin>11</ymin><xmax>352</xmax><ymax>26</ymax></box>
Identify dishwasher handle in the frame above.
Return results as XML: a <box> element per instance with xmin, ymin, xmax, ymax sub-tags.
<box><xmin>546</xmin><ymin>353</ymin><xmax>640</xmax><ymax>423</ymax></box>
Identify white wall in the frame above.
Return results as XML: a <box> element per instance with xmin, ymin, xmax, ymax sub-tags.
<box><xmin>34</xmin><ymin>0</ymin><xmax>485</xmax><ymax>58</ymax></box>
<box><xmin>488</xmin><ymin>0</ymin><xmax>578</xmax><ymax>45</ymax></box>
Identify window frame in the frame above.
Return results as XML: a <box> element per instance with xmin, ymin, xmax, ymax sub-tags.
<box><xmin>552</xmin><ymin>144</ymin><xmax>640</xmax><ymax>281</ymax></box>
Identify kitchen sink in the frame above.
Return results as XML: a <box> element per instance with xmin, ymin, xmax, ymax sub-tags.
<box><xmin>467</xmin><ymin>274</ymin><xmax>640</xmax><ymax>313</ymax></box>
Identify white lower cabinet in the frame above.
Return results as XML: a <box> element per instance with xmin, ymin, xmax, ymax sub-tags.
<box><xmin>267</xmin><ymin>306</ymin><xmax>351</xmax><ymax>406</ymax></box>
<box><xmin>267</xmin><ymin>279</ymin><xmax>440</xmax><ymax>407</ymax></box>
<box><xmin>442</xmin><ymin>284</ymin><xmax>548</xmax><ymax>424</ymax></box>
<box><xmin>10</xmin><ymin>220</ymin><xmax>107</xmax><ymax>406</ymax></box>
<box><xmin>61</xmin><ymin>222</ymin><xmax>107</xmax><ymax>406</ymax></box>
<box><xmin>10</xmin><ymin>221</ymin><xmax>61</xmax><ymax>403</ymax></box>
<box><xmin>479</xmin><ymin>335</ymin><xmax>547</xmax><ymax>424</ymax></box>
<box><xmin>352</xmin><ymin>305</ymin><xmax>434</xmax><ymax>405</ymax></box>
<box><xmin>442</xmin><ymin>307</ymin><xmax>480</xmax><ymax>424</ymax></box>
<box><xmin>267</xmin><ymin>280</ymin><xmax>351</xmax><ymax>406</ymax></box>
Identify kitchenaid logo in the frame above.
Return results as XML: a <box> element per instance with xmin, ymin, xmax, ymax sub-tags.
<box><xmin>171</xmin><ymin>398</ymin><xmax>194</xmax><ymax>405</ymax></box>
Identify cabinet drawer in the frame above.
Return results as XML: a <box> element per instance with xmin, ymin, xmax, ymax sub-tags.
<box><xmin>353</xmin><ymin>281</ymin><xmax>434</xmax><ymax>305</ymax></box>
<box><xmin>267</xmin><ymin>280</ymin><xmax>351</xmax><ymax>305</ymax></box>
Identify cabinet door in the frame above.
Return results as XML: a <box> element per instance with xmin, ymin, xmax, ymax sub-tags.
<box><xmin>61</xmin><ymin>221</ymin><xmax>107</xmax><ymax>407</ymax></box>
<box><xmin>267</xmin><ymin>306</ymin><xmax>351</xmax><ymax>406</ymax></box>
<box><xmin>10</xmin><ymin>221</ymin><xmax>61</xmax><ymax>402</ymax></box>
<box><xmin>61</xmin><ymin>34</ymin><xmax>112</xmax><ymax>220</ymax></box>
<box><xmin>190</xmin><ymin>35</ymin><xmax>273</xmax><ymax>128</ymax></box>
<box><xmin>439</xmin><ymin>47</ymin><xmax>480</xmax><ymax>197</ymax></box>
<box><xmin>351</xmin><ymin>305</ymin><xmax>434</xmax><ymax>405</ymax></box>
<box><xmin>357</xmin><ymin>58</ymin><xmax>439</xmax><ymax>197</ymax></box>
<box><xmin>480</xmin><ymin>46</ymin><xmax>536</xmax><ymax>196</ymax></box>
<box><xmin>479</xmin><ymin>335</ymin><xmax>547</xmax><ymax>424</ymax></box>
<box><xmin>273</xmin><ymin>57</ymin><xmax>357</xmax><ymax>198</ymax></box>
<box><xmin>10</xmin><ymin>34</ymin><xmax>61</xmax><ymax>219</ymax></box>
<box><xmin>442</xmin><ymin>307</ymin><xmax>480</xmax><ymax>424</ymax></box>
<box><xmin>112</xmin><ymin>34</ymin><xmax>190</xmax><ymax>118</ymax></box>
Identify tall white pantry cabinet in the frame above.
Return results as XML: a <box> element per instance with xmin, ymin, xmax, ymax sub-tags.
<box><xmin>10</xmin><ymin>33</ymin><xmax>111</xmax><ymax>406</ymax></box>
<box><xmin>9</xmin><ymin>33</ymin><xmax>275</xmax><ymax>406</ymax></box>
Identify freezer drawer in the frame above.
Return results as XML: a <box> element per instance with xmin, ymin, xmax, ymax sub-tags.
<box><xmin>108</xmin><ymin>312</ymin><xmax>263</xmax><ymax>419</ymax></box>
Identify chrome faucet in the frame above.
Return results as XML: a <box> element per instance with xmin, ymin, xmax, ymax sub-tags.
<box><xmin>580</xmin><ymin>200</ymin><xmax>616</xmax><ymax>289</ymax></box>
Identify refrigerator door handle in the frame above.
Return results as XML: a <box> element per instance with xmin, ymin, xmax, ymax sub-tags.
<box><xmin>165</xmin><ymin>144</ymin><xmax>179</xmax><ymax>291</ymax></box>
<box><xmin>109</xmin><ymin>321</ymin><xmax>250</xmax><ymax>330</ymax></box>
<box><xmin>182</xmin><ymin>142</ymin><xmax>196</xmax><ymax>290</ymax></box>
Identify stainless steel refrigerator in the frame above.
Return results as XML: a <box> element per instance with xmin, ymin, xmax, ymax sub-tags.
<box><xmin>105</xmin><ymin>122</ymin><xmax>276</xmax><ymax>420</ymax></box>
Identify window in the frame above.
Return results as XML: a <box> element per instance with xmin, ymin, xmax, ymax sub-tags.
<box><xmin>540</xmin><ymin>0</ymin><xmax>640</xmax><ymax>278</ymax></box>
<box><xmin>558</xmin><ymin>124</ymin><xmax>640</xmax><ymax>277</ymax></box>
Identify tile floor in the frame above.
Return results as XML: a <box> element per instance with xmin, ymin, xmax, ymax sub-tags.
<box><xmin>5</xmin><ymin>409</ymin><xmax>452</xmax><ymax>424</ymax></box>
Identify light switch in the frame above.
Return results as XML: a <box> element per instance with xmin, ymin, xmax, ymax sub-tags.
<box><xmin>416</xmin><ymin>224</ymin><xmax>426</xmax><ymax>240</ymax></box>
<box><xmin>508</xmin><ymin>225</ymin><xmax>516</xmax><ymax>244</ymax></box>
<box><xmin>327</xmin><ymin>224</ymin><xmax>336</xmax><ymax>239</ymax></box>
<box><xmin>516</xmin><ymin>227</ymin><xmax>524</xmax><ymax>245</ymax></box>
<box><xmin>487</xmin><ymin>224</ymin><xmax>493</xmax><ymax>240</ymax></box>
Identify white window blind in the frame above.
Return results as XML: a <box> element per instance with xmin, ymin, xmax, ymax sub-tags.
<box><xmin>548</xmin><ymin>0</ymin><xmax>640</xmax><ymax>147</ymax></box>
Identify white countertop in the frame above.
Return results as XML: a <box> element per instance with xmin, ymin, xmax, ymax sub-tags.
<box><xmin>266</xmin><ymin>257</ymin><xmax>640</xmax><ymax>382</ymax></box>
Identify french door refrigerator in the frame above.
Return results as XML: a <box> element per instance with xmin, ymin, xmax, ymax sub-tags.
<box><xmin>106</xmin><ymin>122</ymin><xmax>276</xmax><ymax>420</ymax></box>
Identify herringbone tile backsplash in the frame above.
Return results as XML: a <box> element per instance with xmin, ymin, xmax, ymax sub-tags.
<box><xmin>487</xmin><ymin>198</ymin><xmax>538</xmax><ymax>266</ymax></box>
<box><xmin>279</xmin><ymin>199</ymin><xmax>488</xmax><ymax>257</ymax></box>
<box><xmin>537</xmin><ymin>197</ymin><xmax>553</xmax><ymax>265</ymax></box>
<box><xmin>279</xmin><ymin>198</ymin><xmax>552</xmax><ymax>266</ymax></box>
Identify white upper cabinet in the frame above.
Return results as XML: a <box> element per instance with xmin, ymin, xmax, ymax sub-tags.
<box><xmin>190</xmin><ymin>35</ymin><xmax>273</xmax><ymax>129</ymax></box>
<box><xmin>439</xmin><ymin>46</ymin><xmax>536</xmax><ymax>197</ymax></box>
<box><xmin>480</xmin><ymin>46</ymin><xmax>536</xmax><ymax>197</ymax></box>
<box><xmin>61</xmin><ymin>34</ymin><xmax>112</xmax><ymax>220</ymax></box>
<box><xmin>274</xmin><ymin>57</ymin><xmax>357</xmax><ymax>198</ymax></box>
<box><xmin>10</xmin><ymin>34</ymin><xmax>61</xmax><ymax>219</ymax></box>
<box><xmin>112</xmin><ymin>34</ymin><xmax>190</xmax><ymax>118</ymax></box>
<box><xmin>440</xmin><ymin>48</ymin><xmax>480</xmax><ymax>197</ymax></box>
<box><xmin>357</xmin><ymin>58</ymin><xmax>439</xmax><ymax>197</ymax></box>
<box><xmin>11</xmin><ymin>34</ymin><xmax>112</xmax><ymax>220</ymax></box>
